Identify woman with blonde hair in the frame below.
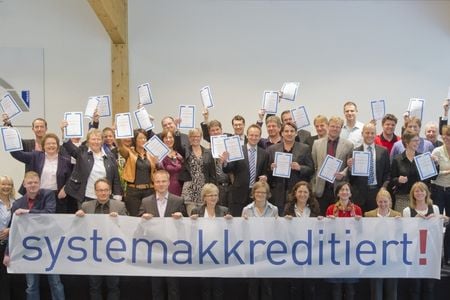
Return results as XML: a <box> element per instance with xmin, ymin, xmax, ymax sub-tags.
<box><xmin>0</xmin><ymin>175</ymin><xmax>16</xmax><ymax>300</ymax></box>
<box><xmin>364</xmin><ymin>188</ymin><xmax>401</xmax><ymax>300</ymax></box>
<box><xmin>402</xmin><ymin>182</ymin><xmax>439</xmax><ymax>300</ymax></box>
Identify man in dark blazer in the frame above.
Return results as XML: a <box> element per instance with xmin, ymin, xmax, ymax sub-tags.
<box><xmin>222</xmin><ymin>124</ymin><xmax>269</xmax><ymax>216</ymax></box>
<box><xmin>139</xmin><ymin>170</ymin><xmax>187</xmax><ymax>300</ymax></box>
<box><xmin>75</xmin><ymin>178</ymin><xmax>127</xmax><ymax>300</ymax></box>
<box><xmin>267</xmin><ymin>122</ymin><xmax>314</xmax><ymax>215</ymax></box>
<box><xmin>348</xmin><ymin>123</ymin><xmax>391</xmax><ymax>212</ymax></box>
<box><xmin>10</xmin><ymin>171</ymin><xmax>65</xmax><ymax>299</ymax></box>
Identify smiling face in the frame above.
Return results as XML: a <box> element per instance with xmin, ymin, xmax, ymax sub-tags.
<box><xmin>314</xmin><ymin>121</ymin><xmax>328</xmax><ymax>138</ymax></box>
<box><xmin>413</xmin><ymin>186</ymin><xmax>427</xmax><ymax>204</ymax></box>
<box><xmin>95</xmin><ymin>181</ymin><xmax>111</xmax><ymax>204</ymax></box>
<box><xmin>425</xmin><ymin>125</ymin><xmax>438</xmax><ymax>142</ymax></box>
<box><xmin>162</xmin><ymin>117</ymin><xmax>177</xmax><ymax>132</ymax></box>
<box><xmin>32</xmin><ymin>119</ymin><xmax>47</xmax><ymax>139</ymax></box>
<box><xmin>376</xmin><ymin>195</ymin><xmax>391</xmax><ymax>211</ymax></box>
<box><xmin>88</xmin><ymin>133</ymin><xmax>103</xmax><ymax>153</ymax></box>
<box><xmin>406</xmin><ymin>136</ymin><xmax>420</xmax><ymax>152</ymax></box>
<box><xmin>163</xmin><ymin>131</ymin><xmax>175</xmax><ymax>148</ymax></box>
<box><xmin>382</xmin><ymin>120</ymin><xmax>396</xmax><ymax>136</ymax></box>
<box><xmin>253</xmin><ymin>187</ymin><xmax>267</xmax><ymax>204</ymax></box>
<box><xmin>295</xmin><ymin>184</ymin><xmax>310</xmax><ymax>206</ymax></box>
<box><xmin>247</xmin><ymin>127</ymin><xmax>261</xmax><ymax>147</ymax></box>
<box><xmin>338</xmin><ymin>184</ymin><xmax>351</xmax><ymax>202</ymax></box>
<box><xmin>281</xmin><ymin>124</ymin><xmax>296</xmax><ymax>143</ymax></box>
<box><xmin>0</xmin><ymin>179</ymin><xmax>13</xmax><ymax>197</ymax></box>
<box><xmin>43</xmin><ymin>137</ymin><xmax>59</xmax><ymax>155</ymax></box>
<box><xmin>266</xmin><ymin>121</ymin><xmax>281</xmax><ymax>138</ymax></box>
<box><xmin>362</xmin><ymin>125</ymin><xmax>376</xmax><ymax>145</ymax></box>
<box><xmin>102</xmin><ymin>129</ymin><xmax>115</xmax><ymax>146</ymax></box>
<box><xmin>232</xmin><ymin>120</ymin><xmax>245</xmax><ymax>136</ymax></box>
<box><xmin>343</xmin><ymin>104</ymin><xmax>357</xmax><ymax>123</ymax></box>
<box><xmin>153</xmin><ymin>172</ymin><xmax>170</xmax><ymax>195</ymax></box>
<box><xmin>23</xmin><ymin>175</ymin><xmax>40</xmax><ymax>197</ymax></box>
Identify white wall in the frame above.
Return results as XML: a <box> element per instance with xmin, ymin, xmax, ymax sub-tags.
<box><xmin>1</xmin><ymin>0</ymin><xmax>450</xmax><ymax>187</ymax></box>
<box><xmin>128</xmin><ymin>0</ymin><xmax>450</xmax><ymax>134</ymax></box>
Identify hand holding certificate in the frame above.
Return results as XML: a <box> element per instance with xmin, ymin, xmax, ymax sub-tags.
<box><xmin>138</xmin><ymin>83</ymin><xmax>153</xmax><ymax>105</ymax></box>
<box><xmin>64</xmin><ymin>112</ymin><xmax>84</xmax><ymax>138</ymax></box>
<box><xmin>0</xmin><ymin>127</ymin><xmax>22</xmax><ymax>152</ymax></box>
<box><xmin>262</xmin><ymin>91</ymin><xmax>279</xmax><ymax>114</ymax></box>
<box><xmin>290</xmin><ymin>106</ymin><xmax>310</xmax><ymax>129</ymax></box>
<box><xmin>178</xmin><ymin>105</ymin><xmax>195</xmax><ymax>129</ymax></box>
<box><xmin>318</xmin><ymin>155</ymin><xmax>343</xmax><ymax>183</ymax></box>
<box><xmin>371</xmin><ymin>100</ymin><xmax>385</xmax><ymax>121</ymax></box>
<box><xmin>280</xmin><ymin>82</ymin><xmax>299</xmax><ymax>101</ymax></box>
<box><xmin>273</xmin><ymin>152</ymin><xmax>293</xmax><ymax>178</ymax></box>
<box><xmin>144</xmin><ymin>135</ymin><xmax>170</xmax><ymax>162</ymax></box>
<box><xmin>85</xmin><ymin>96</ymin><xmax>100</xmax><ymax>119</ymax></box>
<box><xmin>408</xmin><ymin>98</ymin><xmax>425</xmax><ymax>120</ymax></box>
<box><xmin>200</xmin><ymin>86</ymin><xmax>214</xmax><ymax>109</ymax></box>
<box><xmin>414</xmin><ymin>152</ymin><xmax>438</xmax><ymax>180</ymax></box>
<box><xmin>351</xmin><ymin>151</ymin><xmax>370</xmax><ymax>176</ymax></box>
<box><xmin>210</xmin><ymin>135</ymin><xmax>227</xmax><ymax>158</ymax></box>
<box><xmin>0</xmin><ymin>94</ymin><xmax>22</xmax><ymax>120</ymax></box>
<box><xmin>115</xmin><ymin>113</ymin><xmax>133</xmax><ymax>139</ymax></box>
<box><xmin>223</xmin><ymin>136</ymin><xmax>244</xmax><ymax>162</ymax></box>
<box><xmin>97</xmin><ymin>95</ymin><xmax>112</xmax><ymax>117</ymax></box>
<box><xmin>133</xmin><ymin>106</ymin><xmax>154</xmax><ymax>131</ymax></box>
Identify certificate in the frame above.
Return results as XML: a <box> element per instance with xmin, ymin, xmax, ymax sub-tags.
<box><xmin>262</xmin><ymin>91</ymin><xmax>279</xmax><ymax>114</ymax></box>
<box><xmin>408</xmin><ymin>98</ymin><xmax>424</xmax><ymax>120</ymax></box>
<box><xmin>0</xmin><ymin>93</ymin><xmax>22</xmax><ymax>120</ymax></box>
<box><xmin>200</xmin><ymin>86</ymin><xmax>214</xmax><ymax>108</ymax></box>
<box><xmin>97</xmin><ymin>95</ymin><xmax>112</xmax><ymax>117</ymax></box>
<box><xmin>210</xmin><ymin>134</ymin><xmax>227</xmax><ymax>158</ymax></box>
<box><xmin>318</xmin><ymin>155</ymin><xmax>343</xmax><ymax>183</ymax></box>
<box><xmin>114</xmin><ymin>113</ymin><xmax>133</xmax><ymax>139</ymax></box>
<box><xmin>414</xmin><ymin>152</ymin><xmax>438</xmax><ymax>180</ymax></box>
<box><xmin>178</xmin><ymin>105</ymin><xmax>195</xmax><ymax>129</ymax></box>
<box><xmin>0</xmin><ymin>127</ymin><xmax>23</xmax><ymax>152</ymax></box>
<box><xmin>144</xmin><ymin>135</ymin><xmax>170</xmax><ymax>162</ymax></box>
<box><xmin>138</xmin><ymin>83</ymin><xmax>153</xmax><ymax>105</ymax></box>
<box><xmin>64</xmin><ymin>112</ymin><xmax>84</xmax><ymax>138</ymax></box>
<box><xmin>290</xmin><ymin>106</ymin><xmax>310</xmax><ymax>129</ymax></box>
<box><xmin>351</xmin><ymin>151</ymin><xmax>370</xmax><ymax>176</ymax></box>
<box><xmin>280</xmin><ymin>82</ymin><xmax>299</xmax><ymax>101</ymax></box>
<box><xmin>371</xmin><ymin>100</ymin><xmax>385</xmax><ymax>121</ymax></box>
<box><xmin>133</xmin><ymin>106</ymin><xmax>154</xmax><ymax>131</ymax></box>
<box><xmin>85</xmin><ymin>96</ymin><xmax>100</xmax><ymax>118</ymax></box>
<box><xmin>224</xmin><ymin>135</ymin><xmax>244</xmax><ymax>162</ymax></box>
<box><xmin>273</xmin><ymin>152</ymin><xmax>293</xmax><ymax>178</ymax></box>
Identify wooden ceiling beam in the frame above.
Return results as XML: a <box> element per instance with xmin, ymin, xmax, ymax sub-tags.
<box><xmin>87</xmin><ymin>0</ymin><xmax>127</xmax><ymax>44</ymax></box>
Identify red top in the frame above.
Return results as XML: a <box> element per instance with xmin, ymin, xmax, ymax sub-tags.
<box><xmin>326</xmin><ymin>202</ymin><xmax>362</xmax><ymax>217</ymax></box>
<box><xmin>374</xmin><ymin>133</ymin><xmax>400</xmax><ymax>155</ymax></box>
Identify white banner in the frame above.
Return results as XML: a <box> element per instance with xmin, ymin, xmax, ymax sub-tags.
<box><xmin>8</xmin><ymin>215</ymin><xmax>443</xmax><ymax>279</ymax></box>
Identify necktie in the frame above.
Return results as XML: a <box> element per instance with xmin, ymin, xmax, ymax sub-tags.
<box><xmin>249</xmin><ymin>147</ymin><xmax>257</xmax><ymax>187</ymax></box>
<box><xmin>368</xmin><ymin>145</ymin><xmax>375</xmax><ymax>185</ymax></box>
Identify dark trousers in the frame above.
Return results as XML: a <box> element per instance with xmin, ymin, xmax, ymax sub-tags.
<box><xmin>430</xmin><ymin>184</ymin><xmax>450</xmax><ymax>217</ymax></box>
<box><xmin>248</xmin><ymin>278</ymin><xmax>272</xmax><ymax>300</ymax></box>
<box><xmin>289</xmin><ymin>278</ymin><xmax>316</xmax><ymax>300</ymax></box>
<box><xmin>408</xmin><ymin>279</ymin><xmax>436</xmax><ymax>300</ymax></box>
<box><xmin>0</xmin><ymin>243</ymin><xmax>11</xmax><ymax>300</ymax></box>
<box><xmin>89</xmin><ymin>275</ymin><xmax>120</xmax><ymax>300</ymax></box>
<box><xmin>229</xmin><ymin>189</ymin><xmax>252</xmax><ymax>217</ymax></box>
<box><xmin>318</xmin><ymin>184</ymin><xmax>335</xmax><ymax>216</ymax></box>
<box><xmin>152</xmin><ymin>277</ymin><xmax>180</xmax><ymax>300</ymax></box>
<box><xmin>201</xmin><ymin>277</ymin><xmax>224</xmax><ymax>300</ymax></box>
<box><xmin>218</xmin><ymin>184</ymin><xmax>230</xmax><ymax>208</ymax></box>
<box><xmin>124</xmin><ymin>187</ymin><xmax>153</xmax><ymax>216</ymax></box>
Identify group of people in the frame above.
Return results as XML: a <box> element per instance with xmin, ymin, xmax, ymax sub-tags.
<box><xmin>0</xmin><ymin>99</ymin><xmax>449</xmax><ymax>300</ymax></box>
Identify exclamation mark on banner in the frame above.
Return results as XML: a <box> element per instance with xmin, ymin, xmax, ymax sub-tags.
<box><xmin>419</xmin><ymin>229</ymin><xmax>427</xmax><ymax>265</ymax></box>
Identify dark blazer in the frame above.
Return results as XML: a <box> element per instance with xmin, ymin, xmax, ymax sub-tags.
<box><xmin>389</xmin><ymin>151</ymin><xmax>437</xmax><ymax>196</ymax></box>
<box><xmin>81</xmin><ymin>199</ymin><xmax>127</xmax><ymax>215</ymax></box>
<box><xmin>22</xmin><ymin>139</ymin><xmax>36</xmax><ymax>152</ymax></box>
<box><xmin>191</xmin><ymin>204</ymin><xmax>229</xmax><ymax>217</ymax></box>
<box><xmin>62</xmin><ymin>140</ymin><xmax>122</xmax><ymax>202</ymax></box>
<box><xmin>11</xmin><ymin>189</ymin><xmax>56</xmax><ymax>214</ymax></box>
<box><xmin>349</xmin><ymin>145</ymin><xmax>390</xmax><ymax>188</ymax></box>
<box><xmin>348</xmin><ymin>144</ymin><xmax>390</xmax><ymax>208</ymax></box>
<box><xmin>284</xmin><ymin>199</ymin><xmax>321</xmax><ymax>217</ymax></box>
<box><xmin>138</xmin><ymin>193</ymin><xmax>187</xmax><ymax>217</ymax></box>
<box><xmin>305</xmin><ymin>135</ymin><xmax>319</xmax><ymax>149</ymax></box>
<box><xmin>296</xmin><ymin>129</ymin><xmax>312</xmax><ymax>144</ymax></box>
<box><xmin>223</xmin><ymin>145</ymin><xmax>269</xmax><ymax>204</ymax></box>
<box><xmin>267</xmin><ymin>142</ymin><xmax>314</xmax><ymax>212</ymax></box>
<box><xmin>11</xmin><ymin>150</ymin><xmax>73</xmax><ymax>193</ymax></box>
<box><xmin>179</xmin><ymin>146</ymin><xmax>216</xmax><ymax>184</ymax></box>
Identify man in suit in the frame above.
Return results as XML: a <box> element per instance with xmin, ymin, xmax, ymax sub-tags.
<box><xmin>348</xmin><ymin>123</ymin><xmax>391</xmax><ymax>212</ymax></box>
<box><xmin>280</xmin><ymin>110</ymin><xmax>311</xmax><ymax>144</ymax></box>
<box><xmin>267</xmin><ymin>122</ymin><xmax>314</xmax><ymax>215</ymax></box>
<box><xmin>139</xmin><ymin>170</ymin><xmax>187</xmax><ymax>300</ymax></box>
<box><xmin>222</xmin><ymin>124</ymin><xmax>269</xmax><ymax>216</ymax></box>
<box><xmin>158</xmin><ymin>116</ymin><xmax>190</xmax><ymax>156</ymax></box>
<box><xmin>312</xmin><ymin>116</ymin><xmax>354</xmax><ymax>215</ymax></box>
<box><xmin>75</xmin><ymin>178</ymin><xmax>127</xmax><ymax>300</ymax></box>
<box><xmin>10</xmin><ymin>171</ymin><xmax>65</xmax><ymax>300</ymax></box>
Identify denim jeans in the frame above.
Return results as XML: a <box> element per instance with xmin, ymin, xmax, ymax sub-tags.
<box><xmin>25</xmin><ymin>274</ymin><xmax>65</xmax><ymax>300</ymax></box>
